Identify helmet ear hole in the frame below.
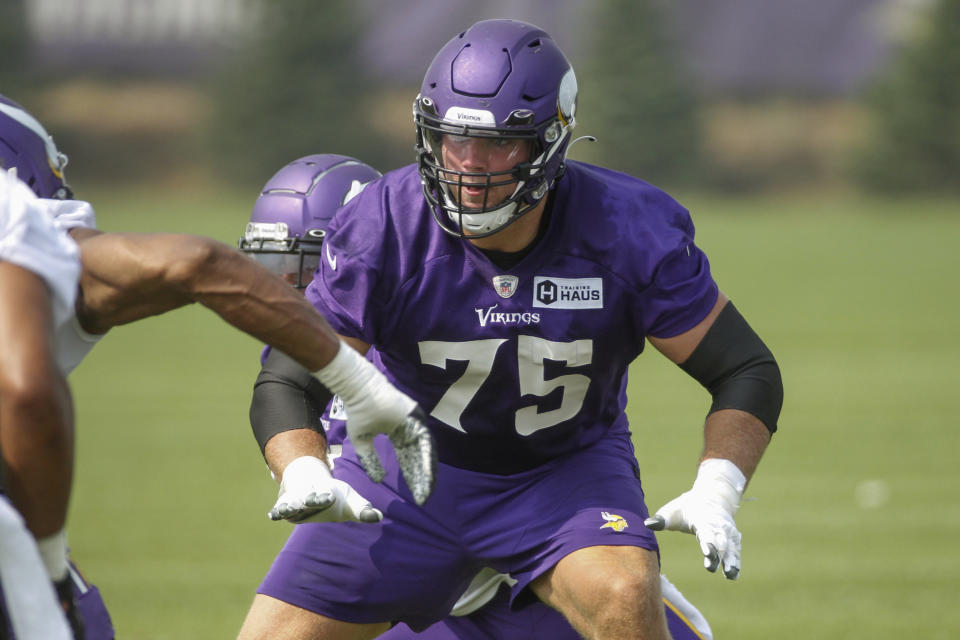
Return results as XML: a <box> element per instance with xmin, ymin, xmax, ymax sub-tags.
<box><xmin>545</xmin><ymin>123</ymin><xmax>560</xmax><ymax>143</ymax></box>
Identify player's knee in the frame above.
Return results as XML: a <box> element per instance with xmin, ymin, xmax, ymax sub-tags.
<box><xmin>573</xmin><ymin>568</ymin><xmax>666</xmax><ymax>638</ymax></box>
<box><xmin>595</xmin><ymin>571</ymin><xmax>656</xmax><ymax>616</ymax></box>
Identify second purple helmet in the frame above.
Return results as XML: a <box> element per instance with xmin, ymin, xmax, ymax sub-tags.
<box><xmin>414</xmin><ymin>19</ymin><xmax>578</xmax><ymax>239</ymax></box>
<box><xmin>0</xmin><ymin>95</ymin><xmax>72</xmax><ymax>199</ymax></box>
<box><xmin>239</xmin><ymin>154</ymin><xmax>381</xmax><ymax>288</ymax></box>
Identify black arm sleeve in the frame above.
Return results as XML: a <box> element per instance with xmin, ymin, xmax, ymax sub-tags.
<box><xmin>249</xmin><ymin>348</ymin><xmax>335</xmax><ymax>454</ymax></box>
<box><xmin>679</xmin><ymin>302</ymin><xmax>783</xmax><ymax>433</ymax></box>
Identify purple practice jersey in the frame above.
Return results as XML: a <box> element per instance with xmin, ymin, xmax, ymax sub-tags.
<box><xmin>306</xmin><ymin>161</ymin><xmax>717</xmax><ymax>474</ymax></box>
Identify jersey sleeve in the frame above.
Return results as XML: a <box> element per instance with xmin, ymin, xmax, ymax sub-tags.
<box><xmin>632</xmin><ymin>197</ymin><xmax>718</xmax><ymax>339</ymax></box>
<box><xmin>0</xmin><ymin>173</ymin><xmax>80</xmax><ymax>327</ymax></box>
<box><xmin>303</xmin><ymin>186</ymin><xmax>389</xmax><ymax>346</ymax></box>
<box><xmin>644</xmin><ymin>240</ymin><xmax>718</xmax><ymax>338</ymax></box>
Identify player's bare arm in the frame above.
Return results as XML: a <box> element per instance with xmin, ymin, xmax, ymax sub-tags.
<box><xmin>253</xmin><ymin>340</ymin><xmax>389</xmax><ymax>524</ymax></box>
<box><xmin>74</xmin><ymin>231</ymin><xmax>434</xmax><ymax>500</ymax></box>
<box><xmin>0</xmin><ymin>262</ymin><xmax>74</xmax><ymax>540</ymax></box>
<box><xmin>256</xmin><ymin>337</ymin><xmax>370</xmax><ymax>479</ymax></box>
<box><xmin>647</xmin><ymin>291</ymin><xmax>782</xmax><ymax>579</ymax></box>
<box><xmin>74</xmin><ymin>231</ymin><xmax>341</xmax><ymax>370</ymax></box>
<box><xmin>649</xmin><ymin>292</ymin><xmax>773</xmax><ymax>477</ymax></box>
<box><xmin>264</xmin><ymin>428</ymin><xmax>329</xmax><ymax>479</ymax></box>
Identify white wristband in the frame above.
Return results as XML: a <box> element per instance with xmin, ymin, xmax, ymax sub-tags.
<box><xmin>314</xmin><ymin>340</ymin><xmax>416</xmax><ymax>414</ymax></box>
<box><xmin>693</xmin><ymin>458</ymin><xmax>747</xmax><ymax>515</ymax></box>
<box><xmin>36</xmin><ymin>528</ymin><xmax>69</xmax><ymax>581</ymax></box>
<box><xmin>282</xmin><ymin>455</ymin><xmax>332</xmax><ymax>486</ymax></box>
<box><xmin>313</xmin><ymin>340</ymin><xmax>375</xmax><ymax>404</ymax></box>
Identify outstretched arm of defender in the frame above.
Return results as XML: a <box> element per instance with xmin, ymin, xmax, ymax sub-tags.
<box><xmin>73</xmin><ymin>232</ymin><xmax>341</xmax><ymax>369</ymax></box>
<box><xmin>74</xmin><ymin>232</ymin><xmax>437</xmax><ymax>501</ymax></box>
<box><xmin>313</xmin><ymin>338</ymin><xmax>436</xmax><ymax>505</ymax></box>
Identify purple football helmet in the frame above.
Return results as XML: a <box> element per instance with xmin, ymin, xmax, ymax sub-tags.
<box><xmin>239</xmin><ymin>154</ymin><xmax>381</xmax><ymax>288</ymax></box>
<box><xmin>414</xmin><ymin>19</ymin><xmax>578</xmax><ymax>239</ymax></box>
<box><xmin>0</xmin><ymin>95</ymin><xmax>72</xmax><ymax>199</ymax></box>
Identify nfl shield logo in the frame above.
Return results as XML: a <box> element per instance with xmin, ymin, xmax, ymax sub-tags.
<box><xmin>492</xmin><ymin>275</ymin><xmax>519</xmax><ymax>299</ymax></box>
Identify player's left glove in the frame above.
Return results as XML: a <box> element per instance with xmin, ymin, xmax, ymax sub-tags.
<box><xmin>315</xmin><ymin>341</ymin><xmax>437</xmax><ymax>506</ymax></box>
<box><xmin>269</xmin><ymin>455</ymin><xmax>382</xmax><ymax>524</ymax></box>
<box><xmin>645</xmin><ymin>458</ymin><xmax>746</xmax><ymax>580</ymax></box>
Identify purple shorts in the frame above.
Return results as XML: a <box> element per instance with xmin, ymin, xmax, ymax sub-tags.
<box><xmin>380</xmin><ymin>583</ymin><xmax>711</xmax><ymax>640</ymax></box>
<box><xmin>0</xmin><ymin>560</ymin><xmax>115</xmax><ymax>640</ymax></box>
<box><xmin>258</xmin><ymin>433</ymin><xmax>658</xmax><ymax>631</ymax></box>
<box><xmin>69</xmin><ymin>561</ymin><xmax>116</xmax><ymax>640</ymax></box>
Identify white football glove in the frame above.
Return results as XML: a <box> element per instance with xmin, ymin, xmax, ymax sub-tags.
<box><xmin>315</xmin><ymin>341</ymin><xmax>436</xmax><ymax>505</ymax></box>
<box><xmin>268</xmin><ymin>456</ymin><xmax>382</xmax><ymax>524</ymax></box>
<box><xmin>645</xmin><ymin>458</ymin><xmax>747</xmax><ymax>580</ymax></box>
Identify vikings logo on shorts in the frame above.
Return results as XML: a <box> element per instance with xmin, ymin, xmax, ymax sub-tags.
<box><xmin>600</xmin><ymin>511</ymin><xmax>629</xmax><ymax>532</ymax></box>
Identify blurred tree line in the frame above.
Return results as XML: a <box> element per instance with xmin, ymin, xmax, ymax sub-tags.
<box><xmin>3</xmin><ymin>0</ymin><xmax>956</xmax><ymax>195</ymax></box>
<box><xmin>207</xmin><ymin>0</ymin><xmax>960</xmax><ymax>195</ymax></box>
<box><xmin>0</xmin><ymin>3</ymin><xmax>29</xmax><ymax>94</ymax></box>
<box><xmin>574</xmin><ymin>0</ymin><xmax>701</xmax><ymax>189</ymax></box>
<box><xmin>851</xmin><ymin>0</ymin><xmax>960</xmax><ymax>194</ymax></box>
<box><xmin>209</xmin><ymin>0</ymin><xmax>394</xmax><ymax>184</ymax></box>
<box><xmin>210</xmin><ymin>0</ymin><xmax>702</xmax><ymax>190</ymax></box>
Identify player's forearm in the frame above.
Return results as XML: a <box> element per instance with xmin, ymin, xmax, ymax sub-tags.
<box><xmin>699</xmin><ymin>409</ymin><xmax>770</xmax><ymax>482</ymax></box>
<box><xmin>75</xmin><ymin>233</ymin><xmax>341</xmax><ymax>370</ymax></box>
<box><xmin>0</xmin><ymin>378</ymin><xmax>74</xmax><ymax>537</ymax></box>
<box><xmin>189</xmin><ymin>243</ymin><xmax>341</xmax><ymax>371</ymax></box>
<box><xmin>263</xmin><ymin>428</ymin><xmax>329</xmax><ymax>481</ymax></box>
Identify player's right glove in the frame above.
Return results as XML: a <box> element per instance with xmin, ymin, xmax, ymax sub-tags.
<box><xmin>644</xmin><ymin>458</ymin><xmax>747</xmax><ymax>580</ymax></box>
<box><xmin>269</xmin><ymin>455</ymin><xmax>383</xmax><ymax>524</ymax></box>
<box><xmin>315</xmin><ymin>341</ymin><xmax>437</xmax><ymax>506</ymax></box>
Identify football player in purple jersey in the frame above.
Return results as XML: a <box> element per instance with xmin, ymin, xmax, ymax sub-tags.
<box><xmin>242</xmin><ymin>153</ymin><xmax>390</xmax><ymax>525</ymax></box>
<box><xmin>239</xmin><ymin>19</ymin><xmax>781</xmax><ymax>640</ymax></box>
<box><xmin>0</xmin><ymin>97</ymin><xmax>435</xmax><ymax>639</ymax></box>
<box><xmin>243</xmin><ymin>154</ymin><xmax>715</xmax><ymax>639</ymax></box>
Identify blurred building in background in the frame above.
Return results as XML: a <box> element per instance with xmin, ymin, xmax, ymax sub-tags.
<box><xmin>21</xmin><ymin>0</ymin><xmax>913</xmax><ymax>91</ymax></box>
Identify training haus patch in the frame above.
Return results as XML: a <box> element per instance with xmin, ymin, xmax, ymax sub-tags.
<box><xmin>532</xmin><ymin>277</ymin><xmax>603</xmax><ymax>309</ymax></box>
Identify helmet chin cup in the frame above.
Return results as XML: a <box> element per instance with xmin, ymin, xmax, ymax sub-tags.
<box><xmin>448</xmin><ymin>201</ymin><xmax>518</xmax><ymax>236</ymax></box>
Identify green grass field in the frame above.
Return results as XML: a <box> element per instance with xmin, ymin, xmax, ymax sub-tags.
<box><xmin>65</xmin><ymin>187</ymin><xmax>960</xmax><ymax>638</ymax></box>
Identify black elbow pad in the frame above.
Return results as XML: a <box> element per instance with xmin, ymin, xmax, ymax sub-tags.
<box><xmin>679</xmin><ymin>303</ymin><xmax>783</xmax><ymax>433</ymax></box>
<box><xmin>249</xmin><ymin>348</ymin><xmax>334</xmax><ymax>454</ymax></box>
